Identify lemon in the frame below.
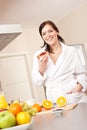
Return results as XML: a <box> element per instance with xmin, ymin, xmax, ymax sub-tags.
<box><xmin>56</xmin><ymin>96</ymin><xmax>67</xmax><ymax>107</ymax></box>
<box><xmin>16</xmin><ymin>111</ymin><xmax>31</xmax><ymax>125</ymax></box>
<box><xmin>0</xmin><ymin>94</ymin><xmax>6</xmax><ymax>102</ymax></box>
<box><xmin>0</xmin><ymin>101</ymin><xmax>8</xmax><ymax>109</ymax></box>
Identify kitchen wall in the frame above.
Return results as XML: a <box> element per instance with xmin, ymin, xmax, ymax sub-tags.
<box><xmin>1</xmin><ymin>3</ymin><xmax>87</xmax><ymax>102</ymax></box>
<box><xmin>57</xmin><ymin>3</ymin><xmax>87</xmax><ymax>56</ymax></box>
<box><xmin>1</xmin><ymin>3</ymin><xmax>87</xmax><ymax>61</ymax></box>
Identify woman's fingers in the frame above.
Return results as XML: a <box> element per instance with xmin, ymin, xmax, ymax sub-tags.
<box><xmin>66</xmin><ymin>85</ymin><xmax>82</xmax><ymax>94</ymax></box>
<box><xmin>39</xmin><ymin>55</ymin><xmax>48</xmax><ymax>64</ymax></box>
<box><xmin>66</xmin><ymin>91</ymin><xmax>72</xmax><ymax>94</ymax></box>
<box><xmin>38</xmin><ymin>55</ymin><xmax>48</xmax><ymax>75</ymax></box>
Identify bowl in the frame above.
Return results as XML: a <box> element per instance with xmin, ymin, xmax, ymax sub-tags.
<box><xmin>2</xmin><ymin>119</ymin><xmax>33</xmax><ymax>130</ymax></box>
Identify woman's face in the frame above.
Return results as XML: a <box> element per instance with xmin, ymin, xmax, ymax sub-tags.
<box><xmin>41</xmin><ymin>24</ymin><xmax>58</xmax><ymax>46</ymax></box>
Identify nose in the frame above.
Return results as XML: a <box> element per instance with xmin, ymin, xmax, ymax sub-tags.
<box><xmin>46</xmin><ymin>32</ymin><xmax>50</xmax><ymax>38</ymax></box>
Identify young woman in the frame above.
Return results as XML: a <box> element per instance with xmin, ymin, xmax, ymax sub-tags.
<box><xmin>32</xmin><ymin>20</ymin><xmax>87</xmax><ymax>104</ymax></box>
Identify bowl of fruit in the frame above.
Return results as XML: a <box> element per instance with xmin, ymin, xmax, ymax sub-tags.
<box><xmin>2</xmin><ymin>122</ymin><xmax>32</xmax><ymax>130</ymax></box>
<box><xmin>0</xmin><ymin>100</ymin><xmax>38</xmax><ymax>130</ymax></box>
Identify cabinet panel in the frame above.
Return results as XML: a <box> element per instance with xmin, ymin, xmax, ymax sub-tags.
<box><xmin>0</xmin><ymin>53</ymin><xmax>34</xmax><ymax>102</ymax></box>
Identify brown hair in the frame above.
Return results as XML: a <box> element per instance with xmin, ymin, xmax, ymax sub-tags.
<box><xmin>39</xmin><ymin>20</ymin><xmax>65</xmax><ymax>53</ymax></box>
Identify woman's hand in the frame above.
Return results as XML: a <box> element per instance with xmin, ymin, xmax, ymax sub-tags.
<box><xmin>66</xmin><ymin>82</ymin><xmax>83</xmax><ymax>94</ymax></box>
<box><xmin>38</xmin><ymin>54</ymin><xmax>48</xmax><ymax>75</ymax></box>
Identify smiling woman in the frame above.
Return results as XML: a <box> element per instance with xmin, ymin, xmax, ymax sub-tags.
<box><xmin>32</xmin><ymin>20</ymin><xmax>87</xmax><ymax>105</ymax></box>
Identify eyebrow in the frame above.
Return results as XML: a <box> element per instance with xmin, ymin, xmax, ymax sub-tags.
<box><xmin>42</xmin><ymin>28</ymin><xmax>53</xmax><ymax>33</ymax></box>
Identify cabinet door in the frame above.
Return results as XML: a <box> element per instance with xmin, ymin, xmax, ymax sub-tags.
<box><xmin>0</xmin><ymin>53</ymin><xmax>34</xmax><ymax>102</ymax></box>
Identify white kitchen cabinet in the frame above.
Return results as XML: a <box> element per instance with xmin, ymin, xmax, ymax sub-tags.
<box><xmin>0</xmin><ymin>52</ymin><xmax>34</xmax><ymax>103</ymax></box>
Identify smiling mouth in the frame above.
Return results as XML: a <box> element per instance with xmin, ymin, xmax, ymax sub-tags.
<box><xmin>46</xmin><ymin>37</ymin><xmax>54</xmax><ymax>42</ymax></box>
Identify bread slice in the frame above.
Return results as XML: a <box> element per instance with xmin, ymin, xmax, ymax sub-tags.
<box><xmin>37</xmin><ymin>51</ymin><xmax>47</xmax><ymax>59</ymax></box>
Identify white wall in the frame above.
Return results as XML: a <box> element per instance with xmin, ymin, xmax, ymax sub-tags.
<box><xmin>57</xmin><ymin>3</ymin><xmax>87</xmax><ymax>55</ymax></box>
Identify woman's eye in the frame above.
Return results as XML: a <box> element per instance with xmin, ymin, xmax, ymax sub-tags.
<box><xmin>42</xmin><ymin>32</ymin><xmax>46</xmax><ymax>36</ymax></box>
<box><xmin>49</xmin><ymin>30</ymin><xmax>53</xmax><ymax>33</ymax></box>
<box><xmin>42</xmin><ymin>29</ymin><xmax>53</xmax><ymax>36</ymax></box>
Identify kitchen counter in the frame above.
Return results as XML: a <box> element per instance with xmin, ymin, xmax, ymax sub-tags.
<box><xmin>29</xmin><ymin>103</ymin><xmax>87</xmax><ymax>130</ymax></box>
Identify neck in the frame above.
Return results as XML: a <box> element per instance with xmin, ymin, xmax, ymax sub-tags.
<box><xmin>51</xmin><ymin>41</ymin><xmax>61</xmax><ymax>53</ymax></box>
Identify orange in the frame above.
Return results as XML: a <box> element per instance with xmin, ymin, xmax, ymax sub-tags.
<box><xmin>42</xmin><ymin>99</ymin><xmax>53</xmax><ymax>110</ymax></box>
<box><xmin>32</xmin><ymin>103</ymin><xmax>42</xmax><ymax>112</ymax></box>
<box><xmin>16</xmin><ymin>111</ymin><xmax>31</xmax><ymax>125</ymax></box>
<box><xmin>56</xmin><ymin>96</ymin><xmax>67</xmax><ymax>107</ymax></box>
<box><xmin>8</xmin><ymin>102</ymin><xmax>22</xmax><ymax>116</ymax></box>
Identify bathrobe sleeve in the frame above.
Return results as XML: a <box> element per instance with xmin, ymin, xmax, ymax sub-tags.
<box><xmin>32</xmin><ymin>51</ymin><xmax>47</xmax><ymax>87</ymax></box>
<box><xmin>72</xmin><ymin>48</ymin><xmax>87</xmax><ymax>91</ymax></box>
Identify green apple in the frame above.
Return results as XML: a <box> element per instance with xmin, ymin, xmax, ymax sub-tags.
<box><xmin>0</xmin><ymin>110</ymin><xmax>16</xmax><ymax>129</ymax></box>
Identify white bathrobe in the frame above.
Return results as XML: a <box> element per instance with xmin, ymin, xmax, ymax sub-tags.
<box><xmin>32</xmin><ymin>42</ymin><xmax>87</xmax><ymax>104</ymax></box>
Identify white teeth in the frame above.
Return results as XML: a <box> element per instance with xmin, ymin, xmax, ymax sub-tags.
<box><xmin>47</xmin><ymin>37</ymin><xmax>53</xmax><ymax>41</ymax></box>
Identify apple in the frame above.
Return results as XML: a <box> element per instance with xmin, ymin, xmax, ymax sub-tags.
<box><xmin>0</xmin><ymin>110</ymin><xmax>16</xmax><ymax>129</ymax></box>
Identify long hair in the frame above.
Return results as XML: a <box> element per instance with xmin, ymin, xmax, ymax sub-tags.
<box><xmin>39</xmin><ymin>20</ymin><xmax>65</xmax><ymax>53</ymax></box>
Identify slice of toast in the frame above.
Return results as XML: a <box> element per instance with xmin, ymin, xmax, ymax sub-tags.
<box><xmin>37</xmin><ymin>51</ymin><xmax>47</xmax><ymax>59</ymax></box>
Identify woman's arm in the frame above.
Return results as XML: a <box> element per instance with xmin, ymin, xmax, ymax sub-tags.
<box><xmin>67</xmin><ymin>82</ymin><xmax>83</xmax><ymax>94</ymax></box>
<box><xmin>32</xmin><ymin>52</ymin><xmax>48</xmax><ymax>86</ymax></box>
<box><xmin>67</xmin><ymin>48</ymin><xmax>87</xmax><ymax>94</ymax></box>
<box><xmin>38</xmin><ymin>52</ymin><xmax>48</xmax><ymax>75</ymax></box>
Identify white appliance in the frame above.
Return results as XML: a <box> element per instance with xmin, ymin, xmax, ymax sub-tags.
<box><xmin>0</xmin><ymin>24</ymin><xmax>22</xmax><ymax>51</ymax></box>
